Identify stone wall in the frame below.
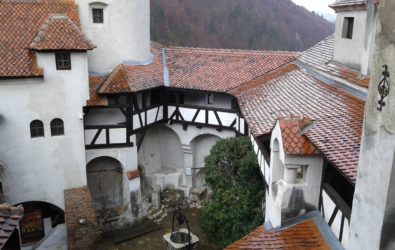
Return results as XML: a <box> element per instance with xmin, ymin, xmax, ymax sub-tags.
<box><xmin>64</xmin><ymin>187</ymin><xmax>101</xmax><ymax>250</ymax></box>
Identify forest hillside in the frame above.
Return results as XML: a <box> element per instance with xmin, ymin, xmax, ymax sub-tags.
<box><xmin>150</xmin><ymin>0</ymin><xmax>335</xmax><ymax>51</ymax></box>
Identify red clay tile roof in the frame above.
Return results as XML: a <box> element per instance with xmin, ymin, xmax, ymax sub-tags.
<box><xmin>278</xmin><ymin>115</ymin><xmax>319</xmax><ymax>156</ymax></box>
<box><xmin>0</xmin><ymin>0</ymin><xmax>82</xmax><ymax>78</ymax></box>
<box><xmin>298</xmin><ymin>35</ymin><xmax>370</xmax><ymax>88</ymax></box>
<box><xmin>237</xmin><ymin>64</ymin><xmax>364</xmax><ymax>183</ymax></box>
<box><xmin>226</xmin><ymin>219</ymin><xmax>329</xmax><ymax>250</ymax></box>
<box><xmin>0</xmin><ymin>204</ymin><xmax>23</xmax><ymax>248</ymax></box>
<box><xmin>87</xmin><ymin>75</ymin><xmax>108</xmax><ymax>107</ymax></box>
<box><xmin>166</xmin><ymin>47</ymin><xmax>297</xmax><ymax>93</ymax></box>
<box><xmin>97</xmin><ymin>46</ymin><xmax>296</xmax><ymax>95</ymax></box>
<box><xmin>98</xmin><ymin>42</ymin><xmax>164</xmax><ymax>94</ymax></box>
<box><xmin>29</xmin><ymin>14</ymin><xmax>95</xmax><ymax>51</ymax></box>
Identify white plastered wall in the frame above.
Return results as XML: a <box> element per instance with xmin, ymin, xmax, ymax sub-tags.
<box><xmin>76</xmin><ymin>0</ymin><xmax>151</xmax><ymax>73</ymax></box>
<box><xmin>0</xmin><ymin>52</ymin><xmax>89</xmax><ymax>209</ymax></box>
<box><xmin>333</xmin><ymin>10</ymin><xmax>368</xmax><ymax>71</ymax></box>
<box><xmin>138</xmin><ymin>124</ymin><xmax>235</xmax><ymax>193</ymax></box>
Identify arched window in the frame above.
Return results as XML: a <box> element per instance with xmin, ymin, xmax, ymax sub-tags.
<box><xmin>30</xmin><ymin>120</ymin><xmax>44</xmax><ymax>138</ymax></box>
<box><xmin>50</xmin><ymin>118</ymin><xmax>64</xmax><ymax>136</ymax></box>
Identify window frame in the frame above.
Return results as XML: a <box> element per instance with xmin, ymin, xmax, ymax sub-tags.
<box><xmin>30</xmin><ymin>120</ymin><xmax>45</xmax><ymax>138</ymax></box>
<box><xmin>50</xmin><ymin>118</ymin><xmax>65</xmax><ymax>136</ymax></box>
<box><xmin>342</xmin><ymin>17</ymin><xmax>354</xmax><ymax>39</ymax></box>
<box><xmin>89</xmin><ymin>2</ymin><xmax>108</xmax><ymax>25</ymax></box>
<box><xmin>55</xmin><ymin>53</ymin><xmax>71</xmax><ymax>70</ymax></box>
<box><xmin>92</xmin><ymin>8</ymin><xmax>104</xmax><ymax>24</ymax></box>
<box><xmin>296</xmin><ymin>165</ymin><xmax>307</xmax><ymax>183</ymax></box>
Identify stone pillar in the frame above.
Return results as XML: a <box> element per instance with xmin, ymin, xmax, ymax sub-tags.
<box><xmin>182</xmin><ymin>144</ymin><xmax>193</xmax><ymax>196</ymax></box>
<box><xmin>348</xmin><ymin>1</ymin><xmax>395</xmax><ymax>249</ymax></box>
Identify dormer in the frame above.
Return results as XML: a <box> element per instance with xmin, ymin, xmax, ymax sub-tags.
<box><xmin>27</xmin><ymin>14</ymin><xmax>96</xmax><ymax>107</ymax></box>
<box><xmin>330</xmin><ymin>0</ymin><xmax>377</xmax><ymax>75</ymax></box>
<box><xmin>266</xmin><ymin>115</ymin><xmax>324</xmax><ymax>228</ymax></box>
<box><xmin>29</xmin><ymin>14</ymin><xmax>96</xmax><ymax>74</ymax></box>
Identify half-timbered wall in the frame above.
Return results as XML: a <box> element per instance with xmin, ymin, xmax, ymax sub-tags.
<box><xmin>320</xmin><ymin>184</ymin><xmax>351</xmax><ymax>247</ymax></box>
<box><xmin>167</xmin><ymin>104</ymin><xmax>245</xmax><ymax>134</ymax></box>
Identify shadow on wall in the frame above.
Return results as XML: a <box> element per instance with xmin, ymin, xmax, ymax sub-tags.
<box><xmin>281</xmin><ymin>188</ymin><xmax>316</xmax><ymax>223</ymax></box>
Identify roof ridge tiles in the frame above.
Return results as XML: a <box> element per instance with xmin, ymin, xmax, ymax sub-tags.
<box><xmin>167</xmin><ymin>46</ymin><xmax>299</xmax><ymax>56</ymax></box>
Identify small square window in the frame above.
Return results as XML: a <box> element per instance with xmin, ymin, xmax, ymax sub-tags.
<box><xmin>55</xmin><ymin>53</ymin><xmax>71</xmax><ymax>70</ymax></box>
<box><xmin>342</xmin><ymin>17</ymin><xmax>354</xmax><ymax>39</ymax></box>
<box><xmin>207</xmin><ymin>93</ymin><xmax>214</xmax><ymax>104</ymax></box>
<box><xmin>296</xmin><ymin>165</ymin><xmax>307</xmax><ymax>182</ymax></box>
<box><xmin>92</xmin><ymin>8</ymin><xmax>104</xmax><ymax>23</ymax></box>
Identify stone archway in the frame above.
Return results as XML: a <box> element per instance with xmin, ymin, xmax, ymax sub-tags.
<box><xmin>86</xmin><ymin>157</ymin><xmax>123</xmax><ymax>213</ymax></box>
<box><xmin>190</xmin><ymin>134</ymin><xmax>221</xmax><ymax>189</ymax></box>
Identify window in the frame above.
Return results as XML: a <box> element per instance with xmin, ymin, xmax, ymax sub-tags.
<box><xmin>55</xmin><ymin>53</ymin><xmax>71</xmax><ymax>70</ymax></box>
<box><xmin>30</xmin><ymin>120</ymin><xmax>44</xmax><ymax>138</ymax></box>
<box><xmin>342</xmin><ymin>17</ymin><xmax>354</xmax><ymax>39</ymax></box>
<box><xmin>207</xmin><ymin>93</ymin><xmax>214</xmax><ymax>104</ymax></box>
<box><xmin>50</xmin><ymin>118</ymin><xmax>64</xmax><ymax>136</ymax></box>
<box><xmin>92</xmin><ymin>8</ymin><xmax>104</xmax><ymax>23</ymax></box>
<box><xmin>296</xmin><ymin>165</ymin><xmax>307</xmax><ymax>182</ymax></box>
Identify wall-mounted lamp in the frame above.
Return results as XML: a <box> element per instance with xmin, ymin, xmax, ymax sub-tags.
<box><xmin>378</xmin><ymin>64</ymin><xmax>390</xmax><ymax>111</ymax></box>
<box><xmin>78</xmin><ymin>217</ymin><xmax>87</xmax><ymax>225</ymax></box>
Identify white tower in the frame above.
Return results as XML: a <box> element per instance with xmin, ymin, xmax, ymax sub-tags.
<box><xmin>76</xmin><ymin>0</ymin><xmax>151</xmax><ymax>74</ymax></box>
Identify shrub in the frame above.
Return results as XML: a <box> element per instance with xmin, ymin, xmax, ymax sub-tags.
<box><xmin>199</xmin><ymin>137</ymin><xmax>264</xmax><ymax>248</ymax></box>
